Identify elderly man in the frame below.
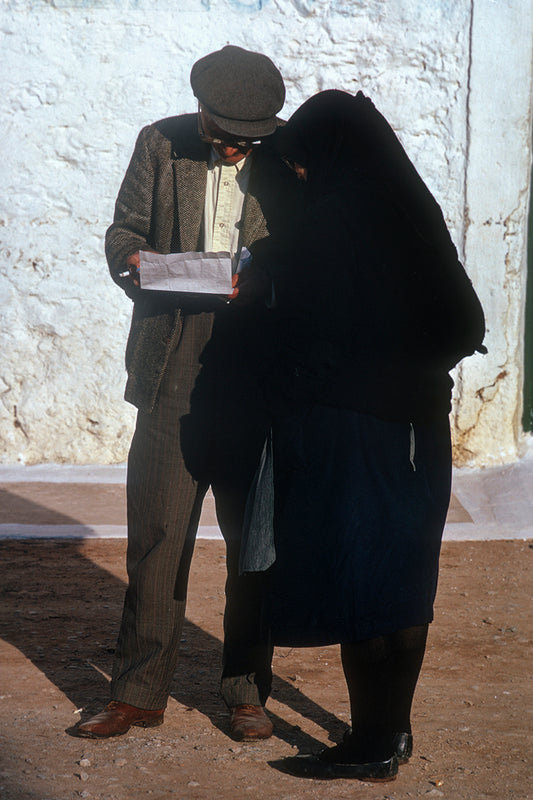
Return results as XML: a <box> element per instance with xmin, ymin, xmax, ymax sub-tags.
<box><xmin>77</xmin><ymin>45</ymin><xmax>287</xmax><ymax>742</ymax></box>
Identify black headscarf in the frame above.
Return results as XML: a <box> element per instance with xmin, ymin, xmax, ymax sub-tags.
<box><xmin>275</xmin><ymin>89</ymin><xmax>457</xmax><ymax>254</ymax></box>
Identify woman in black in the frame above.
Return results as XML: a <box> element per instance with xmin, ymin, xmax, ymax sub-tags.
<box><xmin>256</xmin><ymin>90</ymin><xmax>486</xmax><ymax>781</ymax></box>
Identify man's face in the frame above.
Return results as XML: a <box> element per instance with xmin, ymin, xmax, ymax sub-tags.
<box><xmin>198</xmin><ymin>107</ymin><xmax>256</xmax><ymax>165</ymax></box>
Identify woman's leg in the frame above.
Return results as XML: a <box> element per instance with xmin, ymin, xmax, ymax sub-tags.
<box><xmin>273</xmin><ymin>625</ymin><xmax>428</xmax><ymax>781</ymax></box>
<box><xmin>340</xmin><ymin>623</ymin><xmax>429</xmax><ymax>761</ymax></box>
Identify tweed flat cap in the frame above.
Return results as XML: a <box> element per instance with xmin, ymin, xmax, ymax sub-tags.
<box><xmin>190</xmin><ymin>45</ymin><xmax>285</xmax><ymax>138</ymax></box>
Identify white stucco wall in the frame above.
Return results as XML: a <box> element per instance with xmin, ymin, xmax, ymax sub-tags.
<box><xmin>452</xmin><ymin>0</ymin><xmax>533</xmax><ymax>465</ymax></box>
<box><xmin>0</xmin><ymin>0</ymin><xmax>531</xmax><ymax>465</ymax></box>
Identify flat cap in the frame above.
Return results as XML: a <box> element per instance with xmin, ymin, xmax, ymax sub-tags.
<box><xmin>190</xmin><ymin>45</ymin><xmax>285</xmax><ymax>138</ymax></box>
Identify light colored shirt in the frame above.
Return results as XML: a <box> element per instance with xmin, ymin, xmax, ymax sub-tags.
<box><xmin>202</xmin><ymin>149</ymin><xmax>251</xmax><ymax>264</ymax></box>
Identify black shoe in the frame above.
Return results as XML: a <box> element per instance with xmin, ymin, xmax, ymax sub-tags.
<box><xmin>269</xmin><ymin>743</ymin><xmax>398</xmax><ymax>782</ymax></box>
<box><xmin>343</xmin><ymin>728</ymin><xmax>414</xmax><ymax>764</ymax></box>
<box><xmin>393</xmin><ymin>732</ymin><xmax>413</xmax><ymax>764</ymax></box>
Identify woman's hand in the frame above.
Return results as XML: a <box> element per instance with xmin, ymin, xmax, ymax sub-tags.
<box><xmin>227</xmin><ymin>267</ymin><xmax>271</xmax><ymax>305</ymax></box>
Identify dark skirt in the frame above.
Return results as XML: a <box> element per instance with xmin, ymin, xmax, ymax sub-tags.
<box><xmin>267</xmin><ymin>405</ymin><xmax>452</xmax><ymax>646</ymax></box>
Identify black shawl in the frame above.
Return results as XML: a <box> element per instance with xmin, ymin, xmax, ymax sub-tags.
<box><xmin>258</xmin><ymin>90</ymin><xmax>486</xmax><ymax>421</ymax></box>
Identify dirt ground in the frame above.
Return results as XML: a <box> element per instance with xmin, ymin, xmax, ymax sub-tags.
<box><xmin>0</xmin><ymin>536</ymin><xmax>531</xmax><ymax>800</ymax></box>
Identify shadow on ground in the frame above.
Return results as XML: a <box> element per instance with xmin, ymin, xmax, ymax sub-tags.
<box><xmin>0</xmin><ymin>493</ymin><xmax>344</xmax><ymax>756</ymax></box>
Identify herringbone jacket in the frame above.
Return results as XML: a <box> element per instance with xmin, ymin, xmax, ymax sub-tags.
<box><xmin>106</xmin><ymin>113</ymin><xmax>283</xmax><ymax>412</ymax></box>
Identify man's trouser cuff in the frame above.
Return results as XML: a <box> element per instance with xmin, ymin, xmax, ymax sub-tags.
<box><xmin>221</xmin><ymin>673</ymin><xmax>264</xmax><ymax>708</ymax></box>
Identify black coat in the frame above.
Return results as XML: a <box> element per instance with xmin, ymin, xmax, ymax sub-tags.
<box><xmin>255</xmin><ymin>91</ymin><xmax>486</xmax><ymax>422</ymax></box>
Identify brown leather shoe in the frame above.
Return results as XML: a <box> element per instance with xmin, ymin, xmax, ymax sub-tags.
<box><xmin>230</xmin><ymin>704</ymin><xmax>273</xmax><ymax>741</ymax></box>
<box><xmin>77</xmin><ymin>701</ymin><xmax>165</xmax><ymax>739</ymax></box>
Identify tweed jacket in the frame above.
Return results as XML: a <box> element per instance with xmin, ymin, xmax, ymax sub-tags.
<box><xmin>106</xmin><ymin>113</ymin><xmax>282</xmax><ymax>412</ymax></box>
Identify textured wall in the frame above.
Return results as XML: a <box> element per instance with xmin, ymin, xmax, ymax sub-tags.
<box><xmin>451</xmin><ymin>0</ymin><xmax>533</xmax><ymax>465</ymax></box>
<box><xmin>0</xmin><ymin>0</ymin><xmax>531</xmax><ymax>465</ymax></box>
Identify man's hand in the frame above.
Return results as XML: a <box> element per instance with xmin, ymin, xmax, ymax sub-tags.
<box><xmin>122</xmin><ymin>250</ymin><xmax>158</xmax><ymax>287</ymax></box>
<box><xmin>126</xmin><ymin>251</ymin><xmax>141</xmax><ymax>286</ymax></box>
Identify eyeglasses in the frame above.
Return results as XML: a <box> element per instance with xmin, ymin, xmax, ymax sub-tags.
<box><xmin>198</xmin><ymin>105</ymin><xmax>261</xmax><ymax>151</ymax></box>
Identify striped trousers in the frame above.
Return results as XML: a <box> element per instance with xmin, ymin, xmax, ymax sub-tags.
<box><xmin>110</xmin><ymin>309</ymin><xmax>273</xmax><ymax>709</ymax></box>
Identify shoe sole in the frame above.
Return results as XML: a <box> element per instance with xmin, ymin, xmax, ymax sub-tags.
<box><xmin>270</xmin><ymin>754</ymin><xmax>399</xmax><ymax>782</ymax></box>
<box><xmin>231</xmin><ymin>725</ymin><xmax>274</xmax><ymax>742</ymax></box>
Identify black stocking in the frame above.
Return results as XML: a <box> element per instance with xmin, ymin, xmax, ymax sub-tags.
<box><xmin>340</xmin><ymin>623</ymin><xmax>429</xmax><ymax>761</ymax></box>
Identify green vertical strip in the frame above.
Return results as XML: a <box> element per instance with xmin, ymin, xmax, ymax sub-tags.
<box><xmin>522</xmin><ymin>148</ymin><xmax>533</xmax><ymax>431</ymax></box>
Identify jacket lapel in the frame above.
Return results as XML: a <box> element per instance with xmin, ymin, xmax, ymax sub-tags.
<box><xmin>240</xmin><ymin>190</ymin><xmax>266</xmax><ymax>248</ymax></box>
<box><xmin>173</xmin><ymin>157</ymin><xmax>208</xmax><ymax>252</ymax></box>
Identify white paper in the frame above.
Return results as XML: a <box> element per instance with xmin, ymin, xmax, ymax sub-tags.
<box><xmin>236</xmin><ymin>247</ymin><xmax>252</xmax><ymax>273</ymax></box>
<box><xmin>139</xmin><ymin>250</ymin><xmax>233</xmax><ymax>294</ymax></box>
